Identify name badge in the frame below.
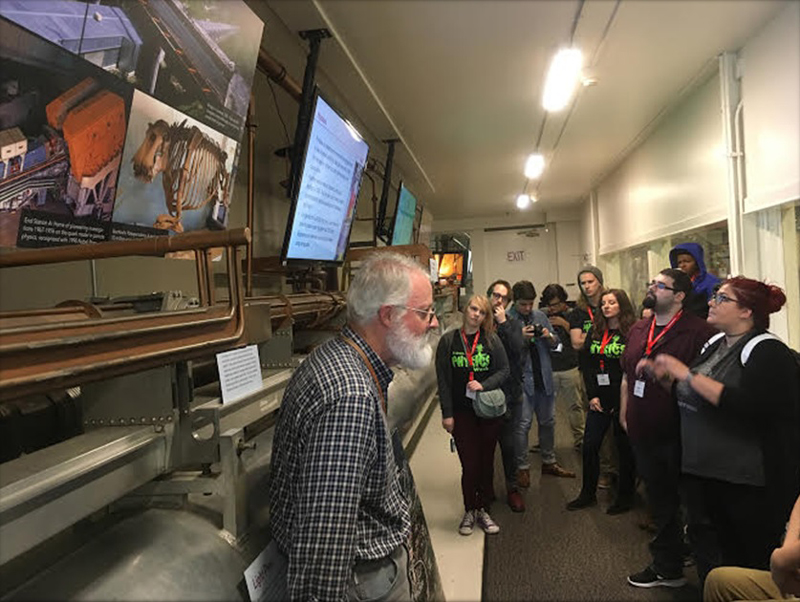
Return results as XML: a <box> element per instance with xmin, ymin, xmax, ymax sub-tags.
<box><xmin>634</xmin><ymin>379</ymin><xmax>646</xmax><ymax>398</ymax></box>
<box><xmin>597</xmin><ymin>373</ymin><xmax>610</xmax><ymax>386</ymax></box>
<box><xmin>465</xmin><ymin>385</ymin><xmax>477</xmax><ymax>399</ymax></box>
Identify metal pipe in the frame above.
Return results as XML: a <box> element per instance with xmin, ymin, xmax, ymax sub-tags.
<box><xmin>89</xmin><ymin>259</ymin><xmax>98</xmax><ymax>298</ymax></box>
<box><xmin>0</xmin><ymin>228</ymin><xmax>251</xmax><ymax>268</ymax></box>
<box><xmin>257</xmin><ymin>47</ymin><xmax>302</xmax><ymax>102</ymax></box>
<box><xmin>246</xmin><ymin>94</ymin><xmax>256</xmax><ymax>298</ymax></box>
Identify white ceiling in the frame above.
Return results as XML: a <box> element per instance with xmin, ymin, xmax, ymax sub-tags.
<box><xmin>259</xmin><ymin>0</ymin><xmax>787</xmax><ymax>221</ymax></box>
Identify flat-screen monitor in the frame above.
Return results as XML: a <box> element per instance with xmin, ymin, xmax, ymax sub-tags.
<box><xmin>435</xmin><ymin>252</ymin><xmax>465</xmax><ymax>285</ymax></box>
<box><xmin>390</xmin><ymin>182</ymin><xmax>417</xmax><ymax>246</ymax></box>
<box><xmin>281</xmin><ymin>93</ymin><xmax>370</xmax><ymax>265</ymax></box>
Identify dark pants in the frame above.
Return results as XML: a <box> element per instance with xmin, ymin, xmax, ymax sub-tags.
<box><xmin>683</xmin><ymin>474</ymin><xmax>785</xmax><ymax>587</ymax></box>
<box><xmin>453</xmin><ymin>408</ymin><xmax>503</xmax><ymax>511</ymax></box>
<box><xmin>579</xmin><ymin>409</ymin><xmax>635</xmax><ymax>502</ymax></box>
<box><xmin>498</xmin><ymin>395</ymin><xmax>523</xmax><ymax>490</ymax></box>
<box><xmin>632</xmin><ymin>438</ymin><xmax>684</xmax><ymax>577</ymax></box>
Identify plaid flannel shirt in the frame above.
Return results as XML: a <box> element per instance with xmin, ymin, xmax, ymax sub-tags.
<box><xmin>268</xmin><ymin>326</ymin><xmax>410</xmax><ymax>601</ymax></box>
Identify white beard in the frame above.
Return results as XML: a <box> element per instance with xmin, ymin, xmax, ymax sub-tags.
<box><xmin>386</xmin><ymin>321</ymin><xmax>433</xmax><ymax>369</ymax></box>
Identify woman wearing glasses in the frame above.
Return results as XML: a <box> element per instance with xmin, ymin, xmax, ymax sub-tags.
<box><xmin>436</xmin><ymin>294</ymin><xmax>510</xmax><ymax>536</ymax></box>
<box><xmin>637</xmin><ymin>277</ymin><xmax>800</xmax><ymax>586</ymax></box>
<box><xmin>567</xmin><ymin>289</ymin><xmax>637</xmax><ymax>514</ymax></box>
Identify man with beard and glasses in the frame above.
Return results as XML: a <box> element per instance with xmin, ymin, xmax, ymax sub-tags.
<box><xmin>621</xmin><ymin>268</ymin><xmax>716</xmax><ymax>589</ymax></box>
<box><xmin>267</xmin><ymin>252</ymin><xmax>438</xmax><ymax>601</ymax></box>
<box><xmin>487</xmin><ymin>279</ymin><xmax>527</xmax><ymax>512</ymax></box>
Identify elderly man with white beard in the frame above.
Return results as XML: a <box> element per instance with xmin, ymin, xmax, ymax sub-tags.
<box><xmin>267</xmin><ymin>252</ymin><xmax>438</xmax><ymax>602</ymax></box>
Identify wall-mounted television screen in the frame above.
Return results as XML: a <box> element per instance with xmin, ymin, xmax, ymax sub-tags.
<box><xmin>390</xmin><ymin>182</ymin><xmax>417</xmax><ymax>246</ymax></box>
<box><xmin>435</xmin><ymin>252</ymin><xmax>465</xmax><ymax>285</ymax></box>
<box><xmin>281</xmin><ymin>93</ymin><xmax>370</xmax><ymax>265</ymax></box>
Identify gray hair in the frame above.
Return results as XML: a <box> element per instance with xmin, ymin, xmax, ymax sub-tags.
<box><xmin>347</xmin><ymin>252</ymin><xmax>428</xmax><ymax>325</ymax></box>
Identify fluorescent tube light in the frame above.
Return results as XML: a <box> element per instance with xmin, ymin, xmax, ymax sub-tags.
<box><xmin>542</xmin><ymin>48</ymin><xmax>583</xmax><ymax>112</ymax></box>
<box><xmin>524</xmin><ymin>153</ymin><xmax>545</xmax><ymax>179</ymax></box>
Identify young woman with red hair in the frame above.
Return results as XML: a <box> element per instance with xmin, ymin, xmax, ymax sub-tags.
<box><xmin>637</xmin><ymin>277</ymin><xmax>800</xmax><ymax>587</ymax></box>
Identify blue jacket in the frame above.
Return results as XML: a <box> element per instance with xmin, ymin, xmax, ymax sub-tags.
<box><xmin>508</xmin><ymin>305</ymin><xmax>555</xmax><ymax>397</ymax></box>
<box><xmin>669</xmin><ymin>242</ymin><xmax>721</xmax><ymax>301</ymax></box>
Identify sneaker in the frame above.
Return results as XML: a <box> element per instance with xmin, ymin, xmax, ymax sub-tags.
<box><xmin>458</xmin><ymin>510</ymin><xmax>475</xmax><ymax>536</ymax></box>
<box><xmin>475</xmin><ymin>509</ymin><xmax>500</xmax><ymax>534</ymax></box>
<box><xmin>566</xmin><ymin>494</ymin><xmax>597</xmax><ymax>511</ymax></box>
<box><xmin>627</xmin><ymin>566</ymin><xmax>687</xmax><ymax>588</ymax></box>
<box><xmin>507</xmin><ymin>490</ymin><xmax>525</xmax><ymax>513</ymax></box>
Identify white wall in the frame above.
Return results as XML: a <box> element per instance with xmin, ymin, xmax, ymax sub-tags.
<box><xmin>433</xmin><ymin>208</ymin><xmax>584</xmax><ymax>298</ymax></box>
<box><xmin>595</xmin><ymin>72</ymin><xmax>729</xmax><ymax>255</ymax></box>
<box><xmin>741</xmin><ymin>0</ymin><xmax>800</xmax><ymax>213</ymax></box>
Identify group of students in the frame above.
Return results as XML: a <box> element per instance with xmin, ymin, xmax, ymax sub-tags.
<box><xmin>435</xmin><ymin>243</ymin><xmax>800</xmax><ymax>600</ymax></box>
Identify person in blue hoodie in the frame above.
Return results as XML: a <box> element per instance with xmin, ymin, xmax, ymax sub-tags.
<box><xmin>669</xmin><ymin>242</ymin><xmax>721</xmax><ymax>318</ymax></box>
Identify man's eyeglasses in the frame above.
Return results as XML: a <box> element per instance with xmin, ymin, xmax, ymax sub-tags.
<box><xmin>646</xmin><ymin>280</ymin><xmax>676</xmax><ymax>292</ymax></box>
<box><xmin>396</xmin><ymin>305</ymin><xmax>437</xmax><ymax>323</ymax></box>
<box><xmin>491</xmin><ymin>292</ymin><xmax>509</xmax><ymax>301</ymax></box>
<box><xmin>711</xmin><ymin>292</ymin><xmax>738</xmax><ymax>305</ymax></box>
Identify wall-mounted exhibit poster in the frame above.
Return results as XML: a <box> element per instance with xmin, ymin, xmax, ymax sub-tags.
<box><xmin>114</xmin><ymin>89</ymin><xmax>238</xmax><ymax>235</ymax></box>
<box><xmin>0</xmin><ymin>0</ymin><xmax>264</xmax><ymax>250</ymax></box>
<box><xmin>0</xmin><ymin>17</ymin><xmax>136</xmax><ymax>248</ymax></box>
<box><xmin>0</xmin><ymin>0</ymin><xmax>264</xmax><ymax>141</ymax></box>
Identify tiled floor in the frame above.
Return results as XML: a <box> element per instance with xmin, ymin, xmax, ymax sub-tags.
<box><xmin>409</xmin><ymin>410</ymin><xmax>484</xmax><ymax>601</ymax></box>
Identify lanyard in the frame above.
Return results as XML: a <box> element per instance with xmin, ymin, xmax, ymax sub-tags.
<box><xmin>460</xmin><ymin>329</ymin><xmax>480</xmax><ymax>381</ymax></box>
<box><xmin>587</xmin><ymin>306</ymin><xmax>594</xmax><ymax>322</ymax></box>
<box><xmin>598</xmin><ymin>328</ymin><xmax>613</xmax><ymax>372</ymax></box>
<box><xmin>644</xmin><ymin>310</ymin><xmax>683</xmax><ymax>357</ymax></box>
<box><xmin>341</xmin><ymin>337</ymin><xmax>386</xmax><ymax>414</ymax></box>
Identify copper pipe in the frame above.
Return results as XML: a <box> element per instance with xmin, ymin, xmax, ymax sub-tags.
<box><xmin>0</xmin><ymin>228</ymin><xmax>251</xmax><ymax>268</ymax></box>
<box><xmin>257</xmin><ymin>47</ymin><xmax>302</xmax><ymax>102</ymax></box>
<box><xmin>246</xmin><ymin>93</ymin><xmax>256</xmax><ymax>297</ymax></box>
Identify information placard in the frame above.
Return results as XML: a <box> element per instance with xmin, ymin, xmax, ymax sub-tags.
<box><xmin>215</xmin><ymin>345</ymin><xmax>262</xmax><ymax>404</ymax></box>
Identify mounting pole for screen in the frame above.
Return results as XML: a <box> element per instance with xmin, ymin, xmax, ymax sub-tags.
<box><xmin>287</xmin><ymin>28</ymin><xmax>331</xmax><ymax>201</ymax></box>
<box><xmin>377</xmin><ymin>139</ymin><xmax>400</xmax><ymax>241</ymax></box>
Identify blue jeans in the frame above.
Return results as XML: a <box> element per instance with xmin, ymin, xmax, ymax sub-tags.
<box><xmin>516</xmin><ymin>386</ymin><xmax>556</xmax><ymax>468</ymax></box>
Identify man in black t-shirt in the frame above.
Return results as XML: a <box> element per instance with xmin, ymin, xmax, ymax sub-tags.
<box><xmin>541</xmin><ymin>284</ymin><xmax>586</xmax><ymax>449</ymax></box>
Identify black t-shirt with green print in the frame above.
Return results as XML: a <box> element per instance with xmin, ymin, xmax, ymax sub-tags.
<box><xmin>451</xmin><ymin>330</ymin><xmax>493</xmax><ymax>412</ymax></box>
<box><xmin>579</xmin><ymin>328</ymin><xmax>626</xmax><ymax>413</ymax></box>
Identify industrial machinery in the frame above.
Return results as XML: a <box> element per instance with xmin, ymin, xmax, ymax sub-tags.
<box><xmin>0</xmin><ymin>230</ymin><xmax>446</xmax><ymax>600</ymax></box>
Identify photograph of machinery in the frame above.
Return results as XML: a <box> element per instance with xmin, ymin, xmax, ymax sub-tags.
<box><xmin>0</xmin><ymin>0</ymin><xmax>264</xmax><ymax>141</ymax></box>
<box><xmin>114</xmin><ymin>89</ymin><xmax>237</xmax><ymax>235</ymax></box>
<box><xmin>0</xmin><ymin>18</ymin><xmax>133</xmax><ymax>248</ymax></box>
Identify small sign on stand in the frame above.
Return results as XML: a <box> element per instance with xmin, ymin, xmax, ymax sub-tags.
<box><xmin>216</xmin><ymin>345</ymin><xmax>262</xmax><ymax>404</ymax></box>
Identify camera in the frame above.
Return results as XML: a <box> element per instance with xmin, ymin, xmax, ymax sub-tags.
<box><xmin>533</xmin><ymin>323</ymin><xmax>544</xmax><ymax>338</ymax></box>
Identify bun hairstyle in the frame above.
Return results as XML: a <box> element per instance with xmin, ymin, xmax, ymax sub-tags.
<box><xmin>724</xmin><ymin>276</ymin><xmax>786</xmax><ymax>331</ymax></box>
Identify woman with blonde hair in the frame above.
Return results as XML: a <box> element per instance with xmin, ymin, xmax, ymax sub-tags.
<box><xmin>436</xmin><ymin>294</ymin><xmax>510</xmax><ymax>536</ymax></box>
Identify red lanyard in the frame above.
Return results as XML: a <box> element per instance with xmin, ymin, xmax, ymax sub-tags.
<box><xmin>587</xmin><ymin>306</ymin><xmax>594</xmax><ymax>322</ymax></box>
<box><xmin>598</xmin><ymin>329</ymin><xmax>613</xmax><ymax>372</ymax></box>
<box><xmin>461</xmin><ymin>329</ymin><xmax>480</xmax><ymax>381</ymax></box>
<box><xmin>645</xmin><ymin>310</ymin><xmax>683</xmax><ymax>357</ymax></box>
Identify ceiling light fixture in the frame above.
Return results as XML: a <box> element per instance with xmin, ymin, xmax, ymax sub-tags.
<box><xmin>542</xmin><ymin>48</ymin><xmax>583</xmax><ymax>112</ymax></box>
<box><xmin>516</xmin><ymin>194</ymin><xmax>531</xmax><ymax>209</ymax></box>
<box><xmin>524</xmin><ymin>153</ymin><xmax>545</xmax><ymax>179</ymax></box>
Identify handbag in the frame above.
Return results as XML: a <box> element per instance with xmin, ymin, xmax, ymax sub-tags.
<box><xmin>473</xmin><ymin>387</ymin><xmax>507</xmax><ymax>418</ymax></box>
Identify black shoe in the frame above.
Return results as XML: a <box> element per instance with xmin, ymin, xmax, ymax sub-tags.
<box><xmin>606</xmin><ymin>499</ymin><xmax>633</xmax><ymax>515</ymax></box>
<box><xmin>627</xmin><ymin>566</ymin><xmax>687</xmax><ymax>588</ymax></box>
<box><xmin>566</xmin><ymin>495</ymin><xmax>597</xmax><ymax>511</ymax></box>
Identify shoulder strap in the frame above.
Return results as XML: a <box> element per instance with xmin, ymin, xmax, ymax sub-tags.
<box><xmin>340</xmin><ymin>337</ymin><xmax>386</xmax><ymax>413</ymax></box>
<box><xmin>700</xmin><ymin>332</ymin><xmax>725</xmax><ymax>355</ymax></box>
<box><xmin>741</xmin><ymin>332</ymin><xmax>781</xmax><ymax>365</ymax></box>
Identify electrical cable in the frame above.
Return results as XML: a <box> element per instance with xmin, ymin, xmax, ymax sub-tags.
<box><xmin>267</xmin><ymin>78</ymin><xmax>292</xmax><ymax>178</ymax></box>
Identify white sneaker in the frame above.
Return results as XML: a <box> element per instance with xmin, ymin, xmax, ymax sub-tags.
<box><xmin>476</xmin><ymin>509</ymin><xmax>500</xmax><ymax>534</ymax></box>
<box><xmin>458</xmin><ymin>510</ymin><xmax>475</xmax><ymax>535</ymax></box>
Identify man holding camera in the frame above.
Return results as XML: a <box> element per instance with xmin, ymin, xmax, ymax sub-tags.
<box><xmin>509</xmin><ymin>280</ymin><xmax>576</xmax><ymax>486</ymax></box>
